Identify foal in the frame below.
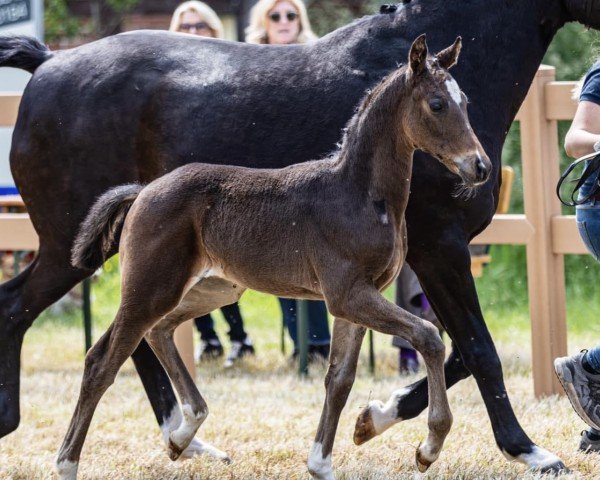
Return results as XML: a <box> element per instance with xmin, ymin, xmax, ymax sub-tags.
<box><xmin>59</xmin><ymin>35</ymin><xmax>490</xmax><ymax>479</ymax></box>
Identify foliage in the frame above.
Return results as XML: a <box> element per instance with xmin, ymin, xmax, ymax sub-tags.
<box><xmin>44</xmin><ymin>0</ymin><xmax>80</xmax><ymax>44</ymax></box>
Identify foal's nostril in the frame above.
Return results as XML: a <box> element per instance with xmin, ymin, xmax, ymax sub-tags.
<box><xmin>476</xmin><ymin>157</ymin><xmax>488</xmax><ymax>182</ymax></box>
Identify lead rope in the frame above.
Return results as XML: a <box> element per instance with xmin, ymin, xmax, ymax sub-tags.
<box><xmin>556</xmin><ymin>151</ymin><xmax>600</xmax><ymax>206</ymax></box>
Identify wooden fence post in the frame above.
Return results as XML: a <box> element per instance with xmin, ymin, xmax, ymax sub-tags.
<box><xmin>519</xmin><ymin>65</ymin><xmax>567</xmax><ymax>397</ymax></box>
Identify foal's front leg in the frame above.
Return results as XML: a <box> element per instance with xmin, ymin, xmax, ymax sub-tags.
<box><xmin>308</xmin><ymin>318</ymin><xmax>365</xmax><ymax>480</ymax></box>
<box><xmin>325</xmin><ymin>282</ymin><xmax>452</xmax><ymax>472</ymax></box>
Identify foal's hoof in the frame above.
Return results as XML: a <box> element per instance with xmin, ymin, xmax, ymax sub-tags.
<box><xmin>168</xmin><ymin>438</ymin><xmax>185</xmax><ymax>461</ymax></box>
<box><xmin>353</xmin><ymin>405</ymin><xmax>377</xmax><ymax>445</ymax></box>
<box><xmin>415</xmin><ymin>442</ymin><xmax>434</xmax><ymax>473</ymax></box>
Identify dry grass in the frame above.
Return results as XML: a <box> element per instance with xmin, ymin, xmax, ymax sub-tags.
<box><xmin>1</xmin><ymin>323</ymin><xmax>600</xmax><ymax>479</ymax></box>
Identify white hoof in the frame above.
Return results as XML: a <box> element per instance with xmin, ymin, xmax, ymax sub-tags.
<box><xmin>56</xmin><ymin>459</ymin><xmax>78</xmax><ymax>480</ymax></box>
<box><xmin>307</xmin><ymin>442</ymin><xmax>334</xmax><ymax>480</ymax></box>
<box><xmin>179</xmin><ymin>437</ymin><xmax>231</xmax><ymax>463</ymax></box>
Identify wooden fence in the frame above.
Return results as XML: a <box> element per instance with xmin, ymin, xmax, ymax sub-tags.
<box><xmin>0</xmin><ymin>64</ymin><xmax>586</xmax><ymax>395</ymax></box>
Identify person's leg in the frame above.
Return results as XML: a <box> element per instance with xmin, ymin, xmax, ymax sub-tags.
<box><xmin>554</xmin><ymin>199</ymin><xmax>600</xmax><ymax>437</ymax></box>
<box><xmin>221</xmin><ymin>302</ymin><xmax>254</xmax><ymax>368</ymax></box>
<box><xmin>306</xmin><ymin>300</ymin><xmax>331</xmax><ymax>359</ymax></box>
<box><xmin>194</xmin><ymin>314</ymin><xmax>219</xmax><ymax>342</ymax></box>
<box><xmin>193</xmin><ymin>314</ymin><xmax>223</xmax><ymax>360</ymax></box>
<box><xmin>279</xmin><ymin>297</ymin><xmax>298</xmax><ymax>347</ymax></box>
<box><xmin>220</xmin><ymin>303</ymin><xmax>247</xmax><ymax>343</ymax></box>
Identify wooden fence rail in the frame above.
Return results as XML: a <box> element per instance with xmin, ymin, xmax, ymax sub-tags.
<box><xmin>0</xmin><ymin>65</ymin><xmax>586</xmax><ymax>395</ymax></box>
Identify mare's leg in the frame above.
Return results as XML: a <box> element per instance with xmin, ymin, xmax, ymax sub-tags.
<box><xmin>308</xmin><ymin>318</ymin><xmax>365</xmax><ymax>480</ymax></box>
<box><xmin>379</xmin><ymin>239</ymin><xmax>565</xmax><ymax>472</ymax></box>
<box><xmin>315</xmin><ymin>280</ymin><xmax>451</xmax><ymax>475</ymax></box>
<box><xmin>0</xmin><ymin>247</ymin><xmax>90</xmax><ymax>438</ymax></box>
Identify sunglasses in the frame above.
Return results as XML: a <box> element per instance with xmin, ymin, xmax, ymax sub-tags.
<box><xmin>268</xmin><ymin>11</ymin><xmax>298</xmax><ymax>22</ymax></box>
<box><xmin>179</xmin><ymin>22</ymin><xmax>210</xmax><ymax>31</ymax></box>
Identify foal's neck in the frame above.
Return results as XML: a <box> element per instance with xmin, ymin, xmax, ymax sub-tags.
<box><xmin>338</xmin><ymin>71</ymin><xmax>415</xmax><ymax>223</ymax></box>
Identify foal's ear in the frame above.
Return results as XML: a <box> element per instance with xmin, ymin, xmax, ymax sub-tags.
<box><xmin>408</xmin><ymin>34</ymin><xmax>428</xmax><ymax>76</ymax></box>
<box><xmin>436</xmin><ymin>36</ymin><xmax>462</xmax><ymax>70</ymax></box>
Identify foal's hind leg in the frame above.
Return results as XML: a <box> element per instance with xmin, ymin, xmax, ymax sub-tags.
<box><xmin>146</xmin><ymin>277</ymin><xmax>244</xmax><ymax>461</ymax></box>
<box><xmin>146</xmin><ymin>323</ymin><xmax>211</xmax><ymax>461</ymax></box>
<box><xmin>145</xmin><ymin>277</ymin><xmax>243</xmax><ymax>461</ymax></box>
<box><xmin>56</xmin><ymin>314</ymin><xmax>160</xmax><ymax>479</ymax></box>
<box><xmin>324</xmin><ymin>281</ymin><xmax>452</xmax><ymax>473</ymax></box>
<box><xmin>308</xmin><ymin>318</ymin><xmax>365</xmax><ymax>480</ymax></box>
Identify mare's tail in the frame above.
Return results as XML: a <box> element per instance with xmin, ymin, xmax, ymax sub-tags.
<box><xmin>72</xmin><ymin>184</ymin><xmax>143</xmax><ymax>270</ymax></box>
<box><xmin>0</xmin><ymin>36</ymin><xmax>52</xmax><ymax>73</ymax></box>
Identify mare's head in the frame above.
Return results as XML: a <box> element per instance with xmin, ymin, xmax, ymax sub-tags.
<box><xmin>400</xmin><ymin>34</ymin><xmax>491</xmax><ymax>186</ymax></box>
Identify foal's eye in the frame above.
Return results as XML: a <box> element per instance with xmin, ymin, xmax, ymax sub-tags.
<box><xmin>429</xmin><ymin>98</ymin><xmax>445</xmax><ymax>112</ymax></box>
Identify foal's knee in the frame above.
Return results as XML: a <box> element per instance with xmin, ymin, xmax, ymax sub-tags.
<box><xmin>413</xmin><ymin>322</ymin><xmax>445</xmax><ymax>361</ymax></box>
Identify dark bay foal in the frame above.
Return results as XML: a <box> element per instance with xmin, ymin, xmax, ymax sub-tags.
<box><xmin>59</xmin><ymin>35</ymin><xmax>489</xmax><ymax>480</ymax></box>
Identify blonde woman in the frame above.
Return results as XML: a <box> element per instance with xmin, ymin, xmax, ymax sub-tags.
<box><xmin>169</xmin><ymin>1</ymin><xmax>224</xmax><ymax>39</ymax></box>
<box><xmin>245</xmin><ymin>0</ymin><xmax>317</xmax><ymax>45</ymax></box>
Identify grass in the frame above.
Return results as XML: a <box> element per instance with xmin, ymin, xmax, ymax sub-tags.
<box><xmin>2</xmin><ymin>257</ymin><xmax>600</xmax><ymax>478</ymax></box>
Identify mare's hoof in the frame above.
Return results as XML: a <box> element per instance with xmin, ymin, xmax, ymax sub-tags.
<box><xmin>353</xmin><ymin>406</ymin><xmax>377</xmax><ymax>445</ymax></box>
<box><xmin>539</xmin><ymin>461</ymin><xmax>571</xmax><ymax>476</ymax></box>
<box><xmin>415</xmin><ymin>442</ymin><xmax>433</xmax><ymax>473</ymax></box>
<box><xmin>168</xmin><ymin>438</ymin><xmax>184</xmax><ymax>461</ymax></box>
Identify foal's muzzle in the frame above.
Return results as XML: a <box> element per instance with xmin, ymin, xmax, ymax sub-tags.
<box><xmin>457</xmin><ymin>152</ymin><xmax>491</xmax><ymax>186</ymax></box>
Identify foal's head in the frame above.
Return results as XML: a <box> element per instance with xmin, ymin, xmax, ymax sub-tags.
<box><xmin>399</xmin><ymin>35</ymin><xmax>490</xmax><ymax>186</ymax></box>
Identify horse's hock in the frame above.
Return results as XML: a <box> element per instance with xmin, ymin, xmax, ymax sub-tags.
<box><xmin>0</xmin><ymin>65</ymin><xmax>584</xmax><ymax>397</ymax></box>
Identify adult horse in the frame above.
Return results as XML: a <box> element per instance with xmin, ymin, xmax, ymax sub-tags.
<box><xmin>0</xmin><ymin>0</ymin><xmax>597</xmax><ymax>474</ymax></box>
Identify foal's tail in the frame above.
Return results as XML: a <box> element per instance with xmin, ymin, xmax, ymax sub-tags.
<box><xmin>72</xmin><ymin>184</ymin><xmax>143</xmax><ymax>270</ymax></box>
<box><xmin>0</xmin><ymin>36</ymin><xmax>53</xmax><ymax>73</ymax></box>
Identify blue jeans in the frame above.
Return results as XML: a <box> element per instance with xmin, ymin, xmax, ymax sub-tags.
<box><xmin>576</xmin><ymin>167</ymin><xmax>600</xmax><ymax>386</ymax></box>
<box><xmin>279</xmin><ymin>298</ymin><xmax>331</xmax><ymax>348</ymax></box>
<box><xmin>576</xmin><ymin>165</ymin><xmax>600</xmax><ymax>262</ymax></box>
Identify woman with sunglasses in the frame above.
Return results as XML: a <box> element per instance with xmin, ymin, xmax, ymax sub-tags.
<box><xmin>169</xmin><ymin>1</ymin><xmax>224</xmax><ymax>39</ymax></box>
<box><xmin>245</xmin><ymin>0</ymin><xmax>317</xmax><ymax>45</ymax></box>
<box><xmin>246</xmin><ymin>0</ymin><xmax>330</xmax><ymax>362</ymax></box>
<box><xmin>169</xmin><ymin>1</ymin><xmax>256</xmax><ymax>368</ymax></box>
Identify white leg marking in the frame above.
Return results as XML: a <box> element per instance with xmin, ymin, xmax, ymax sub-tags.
<box><xmin>56</xmin><ymin>459</ymin><xmax>78</xmax><ymax>480</ymax></box>
<box><xmin>307</xmin><ymin>442</ymin><xmax>334</xmax><ymax>480</ymax></box>
<box><xmin>368</xmin><ymin>387</ymin><xmax>409</xmax><ymax>435</ymax></box>
<box><xmin>170</xmin><ymin>404</ymin><xmax>206</xmax><ymax>451</ymax></box>
<box><xmin>502</xmin><ymin>445</ymin><xmax>562</xmax><ymax>470</ymax></box>
<box><xmin>161</xmin><ymin>404</ymin><xmax>229</xmax><ymax>461</ymax></box>
<box><xmin>445</xmin><ymin>78</ymin><xmax>462</xmax><ymax>106</ymax></box>
<box><xmin>160</xmin><ymin>404</ymin><xmax>183</xmax><ymax>445</ymax></box>
<box><xmin>180</xmin><ymin>438</ymin><xmax>231</xmax><ymax>462</ymax></box>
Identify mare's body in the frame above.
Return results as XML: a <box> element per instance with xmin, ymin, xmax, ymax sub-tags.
<box><xmin>1</xmin><ymin>0</ymin><xmax>598</xmax><ymax>471</ymax></box>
